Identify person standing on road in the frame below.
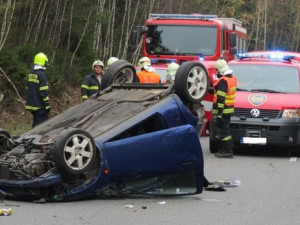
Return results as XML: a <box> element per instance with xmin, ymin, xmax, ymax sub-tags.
<box><xmin>166</xmin><ymin>62</ymin><xmax>180</xmax><ymax>84</ymax></box>
<box><xmin>137</xmin><ymin>57</ymin><xmax>161</xmax><ymax>83</ymax></box>
<box><xmin>81</xmin><ymin>60</ymin><xmax>104</xmax><ymax>100</ymax></box>
<box><xmin>213</xmin><ymin>58</ymin><xmax>237</xmax><ymax>158</ymax></box>
<box><xmin>25</xmin><ymin>52</ymin><xmax>50</xmax><ymax>127</ymax></box>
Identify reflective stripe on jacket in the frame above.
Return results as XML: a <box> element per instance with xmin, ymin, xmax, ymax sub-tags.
<box><xmin>137</xmin><ymin>70</ymin><xmax>161</xmax><ymax>83</ymax></box>
<box><xmin>25</xmin><ymin>69</ymin><xmax>50</xmax><ymax>112</ymax></box>
<box><xmin>212</xmin><ymin>75</ymin><xmax>237</xmax><ymax>115</ymax></box>
<box><xmin>81</xmin><ymin>74</ymin><xmax>101</xmax><ymax>99</ymax></box>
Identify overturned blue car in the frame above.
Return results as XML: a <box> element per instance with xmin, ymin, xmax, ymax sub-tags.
<box><xmin>0</xmin><ymin>60</ymin><xmax>209</xmax><ymax>201</ymax></box>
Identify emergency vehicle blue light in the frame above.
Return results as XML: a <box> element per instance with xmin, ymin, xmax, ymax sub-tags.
<box><xmin>269</xmin><ymin>53</ymin><xmax>284</xmax><ymax>60</ymax></box>
<box><xmin>237</xmin><ymin>53</ymin><xmax>246</xmax><ymax>58</ymax></box>
<box><xmin>268</xmin><ymin>54</ymin><xmax>295</xmax><ymax>61</ymax></box>
<box><xmin>150</xmin><ymin>14</ymin><xmax>217</xmax><ymax>20</ymax></box>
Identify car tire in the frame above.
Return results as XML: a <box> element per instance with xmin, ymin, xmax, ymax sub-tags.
<box><xmin>53</xmin><ymin>128</ymin><xmax>97</xmax><ymax>175</ymax></box>
<box><xmin>174</xmin><ymin>61</ymin><xmax>209</xmax><ymax>103</ymax></box>
<box><xmin>209</xmin><ymin>138</ymin><xmax>219</xmax><ymax>153</ymax></box>
<box><xmin>101</xmin><ymin>60</ymin><xmax>138</xmax><ymax>89</ymax></box>
<box><xmin>0</xmin><ymin>128</ymin><xmax>11</xmax><ymax>153</ymax></box>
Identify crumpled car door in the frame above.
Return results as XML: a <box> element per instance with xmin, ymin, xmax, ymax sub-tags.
<box><xmin>102</xmin><ymin>124</ymin><xmax>204</xmax><ymax>194</ymax></box>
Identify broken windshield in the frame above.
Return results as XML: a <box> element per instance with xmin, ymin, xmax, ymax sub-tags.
<box><xmin>146</xmin><ymin>25</ymin><xmax>217</xmax><ymax>56</ymax></box>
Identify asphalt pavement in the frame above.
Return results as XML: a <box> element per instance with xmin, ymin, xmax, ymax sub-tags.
<box><xmin>1</xmin><ymin>137</ymin><xmax>300</xmax><ymax>225</ymax></box>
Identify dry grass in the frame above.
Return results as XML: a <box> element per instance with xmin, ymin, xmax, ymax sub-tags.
<box><xmin>0</xmin><ymin>86</ymin><xmax>82</xmax><ymax>136</ymax></box>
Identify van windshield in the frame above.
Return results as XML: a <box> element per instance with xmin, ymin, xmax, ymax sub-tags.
<box><xmin>146</xmin><ymin>25</ymin><xmax>217</xmax><ymax>56</ymax></box>
<box><xmin>230</xmin><ymin>64</ymin><xmax>300</xmax><ymax>94</ymax></box>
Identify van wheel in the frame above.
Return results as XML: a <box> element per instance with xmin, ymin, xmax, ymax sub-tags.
<box><xmin>175</xmin><ymin>61</ymin><xmax>209</xmax><ymax>103</ymax></box>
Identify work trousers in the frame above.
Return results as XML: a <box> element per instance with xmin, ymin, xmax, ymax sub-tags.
<box><xmin>31</xmin><ymin>110</ymin><xmax>49</xmax><ymax>127</ymax></box>
<box><xmin>216</xmin><ymin>114</ymin><xmax>233</xmax><ymax>153</ymax></box>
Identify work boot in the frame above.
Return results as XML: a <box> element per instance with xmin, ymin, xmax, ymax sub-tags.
<box><xmin>215</xmin><ymin>141</ymin><xmax>233</xmax><ymax>158</ymax></box>
<box><xmin>215</xmin><ymin>152</ymin><xmax>233</xmax><ymax>158</ymax></box>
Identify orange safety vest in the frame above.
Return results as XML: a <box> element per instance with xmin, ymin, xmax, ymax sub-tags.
<box><xmin>137</xmin><ymin>70</ymin><xmax>161</xmax><ymax>83</ymax></box>
<box><xmin>213</xmin><ymin>75</ymin><xmax>237</xmax><ymax>114</ymax></box>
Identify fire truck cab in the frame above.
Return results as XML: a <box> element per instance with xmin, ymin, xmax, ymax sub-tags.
<box><xmin>130</xmin><ymin>14</ymin><xmax>248</xmax><ymax>134</ymax></box>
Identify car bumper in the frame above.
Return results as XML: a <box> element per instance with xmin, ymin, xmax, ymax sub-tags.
<box><xmin>230</xmin><ymin>117</ymin><xmax>300</xmax><ymax>146</ymax></box>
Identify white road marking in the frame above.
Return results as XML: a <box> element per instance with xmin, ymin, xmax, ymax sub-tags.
<box><xmin>289</xmin><ymin>157</ymin><xmax>297</xmax><ymax>162</ymax></box>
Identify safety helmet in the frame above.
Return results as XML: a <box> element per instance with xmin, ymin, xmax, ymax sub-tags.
<box><xmin>34</xmin><ymin>52</ymin><xmax>48</xmax><ymax>67</ymax></box>
<box><xmin>92</xmin><ymin>60</ymin><xmax>104</xmax><ymax>70</ymax></box>
<box><xmin>215</xmin><ymin>58</ymin><xmax>229</xmax><ymax>75</ymax></box>
<box><xmin>167</xmin><ymin>62</ymin><xmax>180</xmax><ymax>76</ymax></box>
<box><xmin>138</xmin><ymin>57</ymin><xmax>151</xmax><ymax>67</ymax></box>
<box><xmin>107</xmin><ymin>57</ymin><xmax>119</xmax><ymax>67</ymax></box>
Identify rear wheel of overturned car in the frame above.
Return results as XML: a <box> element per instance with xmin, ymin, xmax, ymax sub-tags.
<box><xmin>174</xmin><ymin>61</ymin><xmax>209</xmax><ymax>103</ymax></box>
<box><xmin>53</xmin><ymin>128</ymin><xmax>97</xmax><ymax>175</ymax></box>
<box><xmin>101</xmin><ymin>60</ymin><xmax>138</xmax><ymax>89</ymax></box>
<box><xmin>0</xmin><ymin>128</ymin><xmax>11</xmax><ymax>154</ymax></box>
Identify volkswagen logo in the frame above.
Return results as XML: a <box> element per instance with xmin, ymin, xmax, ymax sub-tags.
<box><xmin>250</xmin><ymin>109</ymin><xmax>260</xmax><ymax>117</ymax></box>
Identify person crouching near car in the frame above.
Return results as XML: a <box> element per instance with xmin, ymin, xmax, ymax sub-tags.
<box><xmin>137</xmin><ymin>57</ymin><xmax>161</xmax><ymax>83</ymax></box>
<box><xmin>25</xmin><ymin>52</ymin><xmax>50</xmax><ymax>127</ymax></box>
<box><xmin>213</xmin><ymin>58</ymin><xmax>237</xmax><ymax>158</ymax></box>
<box><xmin>81</xmin><ymin>60</ymin><xmax>104</xmax><ymax>100</ymax></box>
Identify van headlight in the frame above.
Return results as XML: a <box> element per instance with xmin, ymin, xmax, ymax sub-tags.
<box><xmin>282</xmin><ymin>109</ymin><xmax>300</xmax><ymax>118</ymax></box>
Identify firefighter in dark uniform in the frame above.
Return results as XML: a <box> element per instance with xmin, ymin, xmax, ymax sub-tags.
<box><xmin>213</xmin><ymin>59</ymin><xmax>237</xmax><ymax>158</ymax></box>
<box><xmin>81</xmin><ymin>60</ymin><xmax>104</xmax><ymax>100</ymax></box>
<box><xmin>25</xmin><ymin>52</ymin><xmax>50</xmax><ymax>127</ymax></box>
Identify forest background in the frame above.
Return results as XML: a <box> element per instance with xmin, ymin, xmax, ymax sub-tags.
<box><xmin>1</xmin><ymin>0</ymin><xmax>300</xmax><ymax>133</ymax></box>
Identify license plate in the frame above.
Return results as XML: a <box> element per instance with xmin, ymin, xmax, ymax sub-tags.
<box><xmin>240</xmin><ymin>137</ymin><xmax>267</xmax><ymax>145</ymax></box>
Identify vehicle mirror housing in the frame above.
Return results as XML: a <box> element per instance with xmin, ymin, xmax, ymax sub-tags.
<box><xmin>129</xmin><ymin>29</ymin><xmax>138</xmax><ymax>47</ymax></box>
<box><xmin>230</xmin><ymin>33</ymin><xmax>237</xmax><ymax>47</ymax></box>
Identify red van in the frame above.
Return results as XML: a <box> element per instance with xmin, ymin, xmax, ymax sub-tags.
<box><xmin>209</xmin><ymin>51</ymin><xmax>300</xmax><ymax>155</ymax></box>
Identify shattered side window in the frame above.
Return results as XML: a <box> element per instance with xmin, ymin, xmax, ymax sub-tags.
<box><xmin>110</xmin><ymin>114</ymin><xmax>166</xmax><ymax>141</ymax></box>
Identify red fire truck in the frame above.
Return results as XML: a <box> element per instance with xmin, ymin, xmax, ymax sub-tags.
<box><xmin>130</xmin><ymin>14</ymin><xmax>248</xmax><ymax>133</ymax></box>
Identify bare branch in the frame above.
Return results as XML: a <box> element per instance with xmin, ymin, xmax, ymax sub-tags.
<box><xmin>0</xmin><ymin>67</ymin><xmax>25</xmax><ymax>108</ymax></box>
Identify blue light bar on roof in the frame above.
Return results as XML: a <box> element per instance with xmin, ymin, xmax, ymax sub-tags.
<box><xmin>237</xmin><ymin>52</ymin><xmax>295</xmax><ymax>61</ymax></box>
<box><xmin>269</xmin><ymin>53</ymin><xmax>284</xmax><ymax>60</ymax></box>
<box><xmin>150</xmin><ymin>14</ymin><xmax>217</xmax><ymax>20</ymax></box>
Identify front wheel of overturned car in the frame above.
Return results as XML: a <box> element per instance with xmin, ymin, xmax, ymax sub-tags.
<box><xmin>174</xmin><ymin>61</ymin><xmax>209</xmax><ymax>104</ymax></box>
<box><xmin>101</xmin><ymin>60</ymin><xmax>138</xmax><ymax>89</ymax></box>
<box><xmin>53</xmin><ymin>128</ymin><xmax>97</xmax><ymax>175</ymax></box>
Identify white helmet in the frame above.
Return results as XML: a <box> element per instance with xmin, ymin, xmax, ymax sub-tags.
<box><xmin>138</xmin><ymin>57</ymin><xmax>151</xmax><ymax>67</ymax></box>
<box><xmin>167</xmin><ymin>62</ymin><xmax>180</xmax><ymax>76</ymax></box>
<box><xmin>215</xmin><ymin>59</ymin><xmax>229</xmax><ymax>75</ymax></box>
<box><xmin>107</xmin><ymin>57</ymin><xmax>119</xmax><ymax>67</ymax></box>
<box><xmin>92</xmin><ymin>60</ymin><xmax>104</xmax><ymax>70</ymax></box>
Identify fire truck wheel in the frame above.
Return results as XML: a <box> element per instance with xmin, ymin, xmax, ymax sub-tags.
<box><xmin>102</xmin><ymin>60</ymin><xmax>138</xmax><ymax>89</ymax></box>
<box><xmin>174</xmin><ymin>61</ymin><xmax>209</xmax><ymax>103</ymax></box>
